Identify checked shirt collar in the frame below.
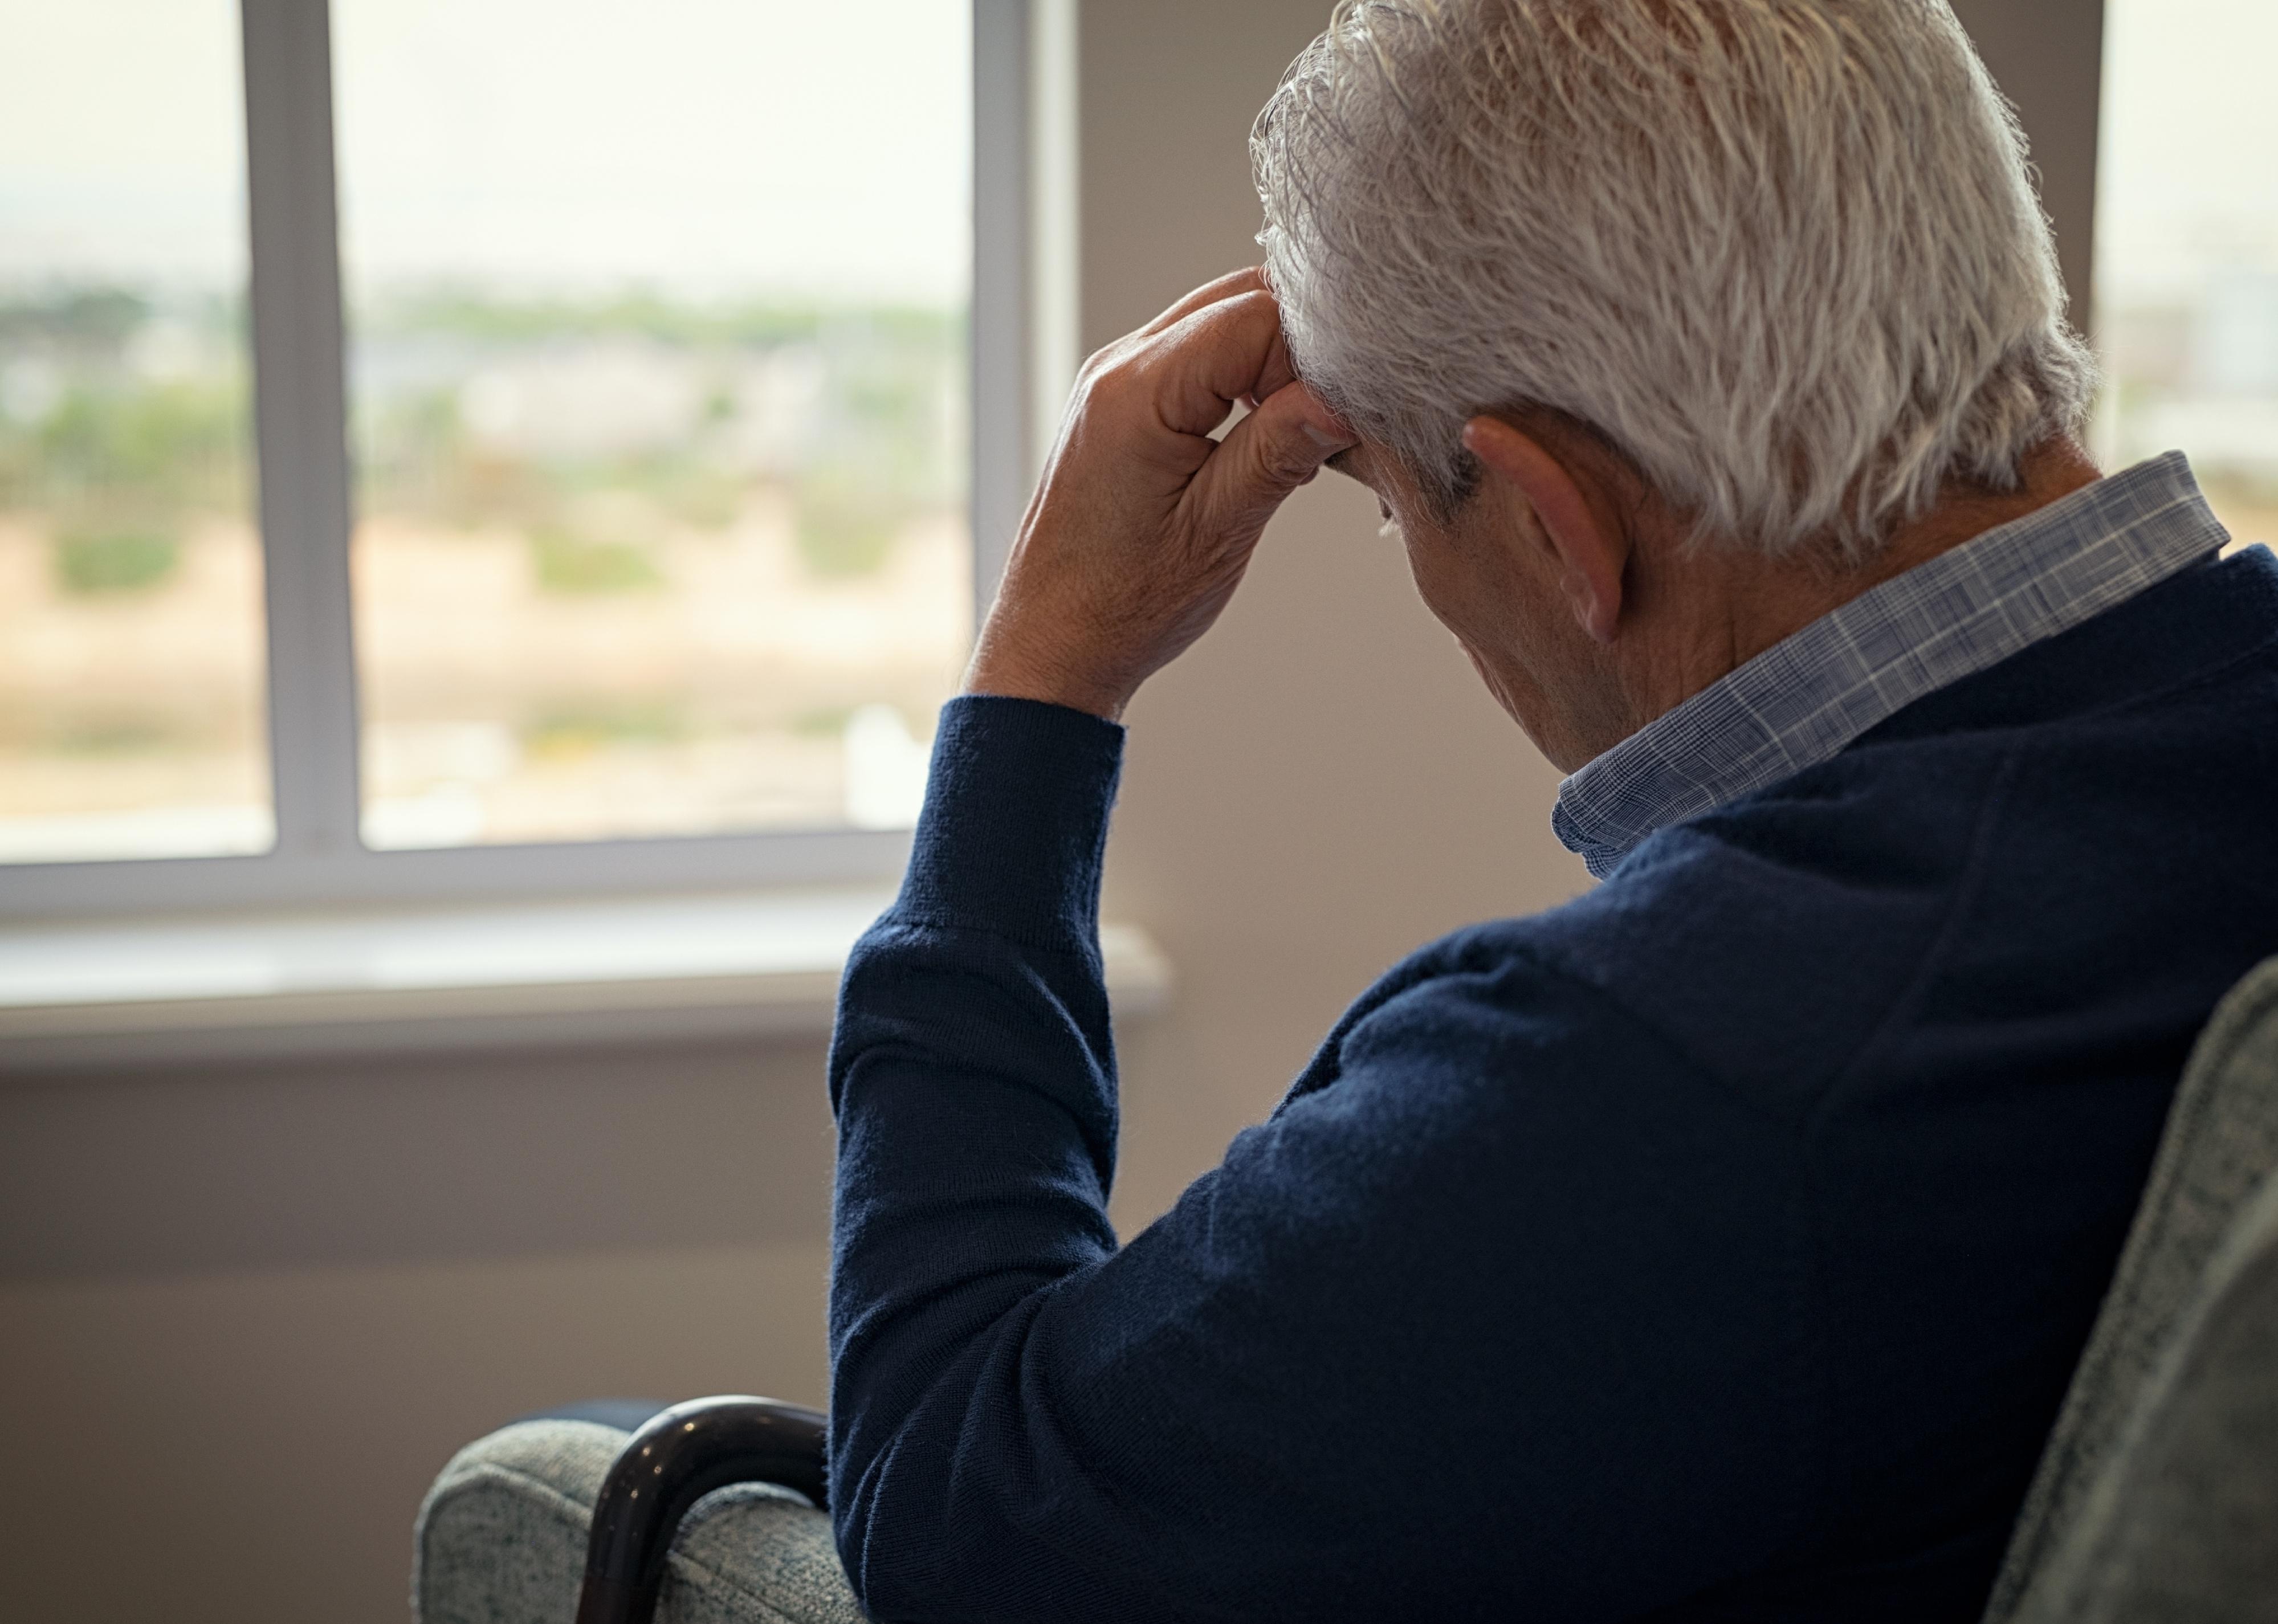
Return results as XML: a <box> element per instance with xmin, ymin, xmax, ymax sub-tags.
<box><xmin>1552</xmin><ymin>452</ymin><xmax>2231</xmax><ymax>879</ymax></box>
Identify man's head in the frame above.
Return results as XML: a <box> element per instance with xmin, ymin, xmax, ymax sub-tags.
<box><xmin>1251</xmin><ymin>0</ymin><xmax>2099</xmax><ymax>764</ymax></box>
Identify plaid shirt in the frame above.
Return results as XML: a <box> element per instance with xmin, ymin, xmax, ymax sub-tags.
<box><xmin>1552</xmin><ymin>452</ymin><xmax>2234</xmax><ymax>879</ymax></box>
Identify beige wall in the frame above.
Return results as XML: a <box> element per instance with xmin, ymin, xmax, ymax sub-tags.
<box><xmin>0</xmin><ymin>5</ymin><xmax>2100</xmax><ymax>1621</ymax></box>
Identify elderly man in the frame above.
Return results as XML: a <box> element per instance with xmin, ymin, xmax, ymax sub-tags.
<box><xmin>822</xmin><ymin>2</ymin><xmax>2278</xmax><ymax>1620</ymax></box>
<box><xmin>414</xmin><ymin>3</ymin><xmax>2277</xmax><ymax>1622</ymax></box>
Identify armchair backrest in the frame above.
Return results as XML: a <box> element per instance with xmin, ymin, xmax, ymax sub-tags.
<box><xmin>1984</xmin><ymin>956</ymin><xmax>2278</xmax><ymax>1623</ymax></box>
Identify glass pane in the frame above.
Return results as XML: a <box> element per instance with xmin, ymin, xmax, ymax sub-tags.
<box><xmin>0</xmin><ymin>0</ymin><xmax>271</xmax><ymax>863</ymax></box>
<box><xmin>333</xmin><ymin>0</ymin><xmax>972</xmax><ymax>850</ymax></box>
<box><xmin>2097</xmin><ymin>0</ymin><xmax>2278</xmax><ymax>555</ymax></box>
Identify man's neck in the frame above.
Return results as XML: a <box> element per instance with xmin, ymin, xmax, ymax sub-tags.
<box><xmin>1621</xmin><ymin>438</ymin><xmax>2104</xmax><ymax>737</ymax></box>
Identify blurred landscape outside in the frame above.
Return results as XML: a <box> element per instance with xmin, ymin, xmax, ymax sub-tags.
<box><xmin>2096</xmin><ymin>0</ymin><xmax>2278</xmax><ymax>555</ymax></box>
<box><xmin>347</xmin><ymin>288</ymin><xmax>963</xmax><ymax>847</ymax></box>
<box><xmin>0</xmin><ymin>0</ymin><xmax>971</xmax><ymax>864</ymax></box>
<box><xmin>0</xmin><ymin>0</ymin><xmax>271</xmax><ymax>862</ymax></box>
<box><xmin>336</xmin><ymin>0</ymin><xmax>972</xmax><ymax>847</ymax></box>
<box><xmin>10</xmin><ymin>0</ymin><xmax>2275</xmax><ymax>868</ymax></box>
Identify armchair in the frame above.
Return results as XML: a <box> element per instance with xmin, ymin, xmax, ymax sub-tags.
<box><xmin>415</xmin><ymin>957</ymin><xmax>2278</xmax><ymax>1624</ymax></box>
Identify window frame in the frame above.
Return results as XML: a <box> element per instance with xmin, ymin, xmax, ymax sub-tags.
<box><xmin>3</xmin><ymin>0</ymin><xmax>1046</xmax><ymax>921</ymax></box>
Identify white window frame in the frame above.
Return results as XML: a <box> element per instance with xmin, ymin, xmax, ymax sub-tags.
<box><xmin>3</xmin><ymin>0</ymin><xmax>1062</xmax><ymax>921</ymax></box>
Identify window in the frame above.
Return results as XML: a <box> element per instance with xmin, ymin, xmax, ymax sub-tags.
<box><xmin>2096</xmin><ymin>0</ymin><xmax>2278</xmax><ymax>554</ymax></box>
<box><xmin>335</xmin><ymin>0</ymin><xmax>969</xmax><ymax>850</ymax></box>
<box><xmin>2</xmin><ymin>0</ymin><xmax>1039</xmax><ymax>917</ymax></box>
<box><xmin>0</xmin><ymin>1</ymin><xmax>271</xmax><ymax>864</ymax></box>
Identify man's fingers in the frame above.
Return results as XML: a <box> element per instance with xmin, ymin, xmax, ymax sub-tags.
<box><xmin>1248</xmin><ymin>330</ymin><xmax>1300</xmax><ymax>406</ymax></box>
<box><xmin>1186</xmin><ymin>378</ymin><xmax>1357</xmax><ymax>537</ymax></box>
<box><xmin>1136</xmin><ymin>267</ymin><xmax>1268</xmax><ymax>338</ymax></box>
<box><xmin>968</xmin><ymin>273</ymin><xmax>1350</xmax><ymax>720</ymax></box>
<box><xmin>1144</xmin><ymin>289</ymin><xmax>1301</xmax><ymax>438</ymax></box>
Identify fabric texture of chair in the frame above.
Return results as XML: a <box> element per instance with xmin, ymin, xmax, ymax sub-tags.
<box><xmin>1989</xmin><ymin>956</ymin><xmax>2278</xmax><ymax>1623</ymax></box>
<box><xmin>2009</xmin><ymin>1168</ymin><xmax>2278</xmax><ymax>1622</ymax></box>
<box><xmin>413</xmin><ymin>1419</ymin><xmax>865</xmax><ymax>1624</ymax></box>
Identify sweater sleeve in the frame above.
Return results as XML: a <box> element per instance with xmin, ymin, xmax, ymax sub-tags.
<box><xmin>826</xmin><ymin>696</ymin><xmax>1817</xmax><ymax>1623</ymax></box>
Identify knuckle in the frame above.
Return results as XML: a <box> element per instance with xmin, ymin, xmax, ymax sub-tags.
<box><xmin>1254</xmin><ymin>426</ymin><xmax>1316</xmax><ymax>483</ymax></box>
<box><xmin>1223</xmin><ymin>288</ymin><xmax>1282</xmax><ymax>332</ymax></box>
<box><xmin>1079</xmin><ymin>354</ymin><xmax>1143</xmax><ymax>410</ymax></box>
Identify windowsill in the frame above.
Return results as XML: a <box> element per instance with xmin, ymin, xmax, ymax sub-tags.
<box><xmin>0</xmin><ymin>888</ymin><xmax>1173</xmax><ymax>1074</ymax></box>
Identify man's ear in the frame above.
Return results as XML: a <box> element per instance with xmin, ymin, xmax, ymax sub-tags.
<box><xmin>1461</xmin><ymin>415</ymin><xmax>1626</xmax><ymax>645</ymax></box>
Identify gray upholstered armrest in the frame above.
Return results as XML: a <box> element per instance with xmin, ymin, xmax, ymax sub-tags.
<box><xmin>576</xmin><ymin>1397</ymin><xmax>829</xmax><ymax>1624</ymax></box>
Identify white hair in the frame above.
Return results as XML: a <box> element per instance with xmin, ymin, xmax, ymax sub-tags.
<box><xmin>1252</xmin><ymin>0</ymin><xmax>2097</xmax><ymax>561</ymax></box>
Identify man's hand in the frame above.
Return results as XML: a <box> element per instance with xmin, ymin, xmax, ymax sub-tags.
<box><xmin>964</xmin><ymin>268</ymin><xmax>1358</xmax><ymax>721</ymax></box>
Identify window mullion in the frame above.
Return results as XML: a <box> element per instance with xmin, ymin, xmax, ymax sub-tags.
<box><xmin>972</xmin><ymin>0</ymin><xmax>1034</xmax><ymax>613</ymax></box>
<box><xmin>241</xmin><ymin>0</ymin><xmax>363</xmax><ymax>863</ymax></box>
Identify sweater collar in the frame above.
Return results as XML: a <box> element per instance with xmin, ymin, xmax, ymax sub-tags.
<box><xmin>1551</xmin><ymin>452</ymin><xmax>2230</xmax><ymax>880</ymax></box>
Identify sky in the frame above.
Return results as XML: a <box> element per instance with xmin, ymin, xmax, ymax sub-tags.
<box><xmin>2097</xmin><ymin>0</ymin><xmax>2278</xmax><ymax>300</ymax></box>
<box><xmin>331</xmin><ymin>0</ymin><xmax>969</xmax><ymax>305</ymax></box>
<box><xmin>0</xmin><ymin>0</ymin><xmax>248</xmax><ymax>290</ymax></box>
<box><xmin>0</xmin><ymin>0</ymin><xmax>972</xmax><ymax>306</ymax></box>
<box><xmin>4</xmin><ymin>0</ymin><xmax>2272</xmax><ymax>311</ymax></box>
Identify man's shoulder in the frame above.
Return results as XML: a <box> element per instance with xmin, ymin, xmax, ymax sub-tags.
<box><xmin>1336</xmin><ymin>549</ymin><xmax>2278</xmax><ymax>1121</ymax></box>
<box><xmin>1343</xmin><ymin>721</ymin><xmax>2031</xmax><ymax>1123</ymax></box>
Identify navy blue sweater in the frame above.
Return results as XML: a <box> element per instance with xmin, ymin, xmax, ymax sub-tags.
<box><xmin>826</xmin><ymin>548</ymin><xmax>2278</xmax><ymax>1622</ymax></box>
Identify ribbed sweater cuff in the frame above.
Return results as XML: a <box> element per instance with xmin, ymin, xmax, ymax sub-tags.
<box><xmin>893</xmin><ymin>695</ymin><xmax>1126</xmax><ymax>948</ymax></box>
